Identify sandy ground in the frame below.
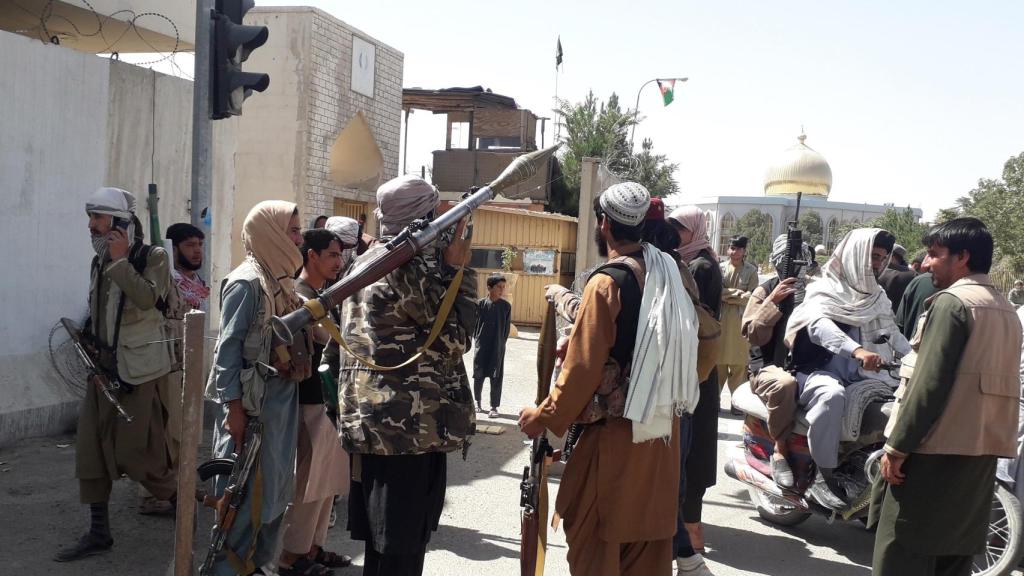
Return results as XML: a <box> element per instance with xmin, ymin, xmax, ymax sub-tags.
<box><xmin>2</xmin><ymin>328</ymin><xmax>1017</xmax><ymax>575</ymax></box>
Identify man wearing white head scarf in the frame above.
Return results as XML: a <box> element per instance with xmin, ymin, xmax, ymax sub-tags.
<box><xmin>56</xmin><ymin>187</ymin><xmax>178</xmax><ymax>562</ymax></box>
<box><xmin>784</xmin><ymin>228</ymin><xmax>911</xmax><ymax>509</ymax></box>
<box><xmin>520</xmin><ymin>182</ymin><xmax>697</xmax><ymax>576</ymax></box>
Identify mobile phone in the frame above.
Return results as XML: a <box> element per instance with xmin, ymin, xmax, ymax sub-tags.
<box><xmin>113</xmin><ymin>217</ymin><xmax>130</xmax><ymax>231</ymax></box>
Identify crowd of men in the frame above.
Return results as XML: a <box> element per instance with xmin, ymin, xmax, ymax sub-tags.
<box><xmin>60</xmin><ymin>178</ymin><xmax>1024</xmax><ymax>576</ymax></box>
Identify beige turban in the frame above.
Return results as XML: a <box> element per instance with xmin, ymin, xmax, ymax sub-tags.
<box><xmin>374</xmin><ymin>175</ymin><xmax>439</xmax><ymax>235</ymax></box>
<box><xmin>241</xmin><ymin>200</ymin><xmax>303</xmax><ymax>316</ymax></box>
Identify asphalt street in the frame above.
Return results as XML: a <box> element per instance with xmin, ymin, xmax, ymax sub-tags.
<box><xmin>2</xmin><ymin>327</ymin><xmax>1016</xmax><ymax>575</ymax></box>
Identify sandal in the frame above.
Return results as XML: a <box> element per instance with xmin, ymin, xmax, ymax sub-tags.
<box><xmin>314</xmin><ymin>546</ymin><xmax>353</xmax><ymax>568</ymax></box>
<box><xmin>279</xmin><ymin>557</ymin><xmax>334</xmax><ymax>576</ymax></box>
<box><xmin>139</xmin><ymin>496</ymin><xmax>175</xmax><ymax>516</ymax></box>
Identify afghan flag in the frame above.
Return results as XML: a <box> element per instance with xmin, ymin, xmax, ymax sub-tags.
<box><xmin>656</xmin><ymin>79</ymin><xmax>675</xmax><ymax>106</ymax></box>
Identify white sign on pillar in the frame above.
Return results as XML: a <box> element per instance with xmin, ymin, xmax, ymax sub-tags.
<box><xmin>351</xmin><ymin>37</ymin><xmax>376</xmax><ymax>98</ymax></box>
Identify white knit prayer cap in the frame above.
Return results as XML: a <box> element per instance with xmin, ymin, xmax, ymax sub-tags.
<box><xmin>599</xmin><ymin>182</ymin><xmax>651</xmax><ymax>226</ymax></box>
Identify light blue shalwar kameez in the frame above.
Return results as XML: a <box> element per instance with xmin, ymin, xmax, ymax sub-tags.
<box><xmin>208</xmin><ymin>280</ymin><xmax>298</xmax><ymax>576</ymax></box>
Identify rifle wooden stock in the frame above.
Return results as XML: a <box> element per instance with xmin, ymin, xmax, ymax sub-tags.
<box><xmin>271</xmin><ymin>144</ymin><xmax>560</xmax><ymax>345</ymax></box>
<box><xmin>520</xmin><ymin>300</ymin><xmax>560</xmax><ymax>575</ymax></box>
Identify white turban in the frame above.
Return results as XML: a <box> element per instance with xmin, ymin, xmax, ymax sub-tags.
<box><xmin>374</xmin><ymin>175</ymin><xmax>439</xmax><ymax>235</ymax></box>
<box><xmin>86</xmin><ymin>187</ymin><xmax>136</xmax><ymax>219</ymax></box>
<box><xmin>325</xmin><ymin>216</ymin><xmax>360</xmax><ymax>247</ymax></box>
<box><xmin>86</xmin><ymin>187</ymin><xmax>138</xmax><ymax>260</ymax></box>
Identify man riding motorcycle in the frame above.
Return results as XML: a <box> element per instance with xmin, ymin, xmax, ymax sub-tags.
<box><xmin>741</xmin><ymin>235</ymin><xmax>814</xmax><ymax>489</ymax></box>
<box><xmin>783</xmin><ymin>228</ymin><xmax>911</xmax><ymax>509</ymax></box>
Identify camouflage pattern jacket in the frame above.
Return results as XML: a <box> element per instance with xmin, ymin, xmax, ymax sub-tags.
<box><xmin>339</xmin><ymin>242</ymin><xmax>478</xmax><ymax>456</ymax></box>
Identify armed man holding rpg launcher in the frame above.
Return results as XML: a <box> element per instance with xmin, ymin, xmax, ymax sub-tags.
<box><xmin>337</xmin><ymin>175</ymin><xmax>477</xmax><ymax>576</ymax></box>
<box><xmin>56</xmin><ymin>187</ymin><xmax>178</xmax><ymax>562</ymax></box>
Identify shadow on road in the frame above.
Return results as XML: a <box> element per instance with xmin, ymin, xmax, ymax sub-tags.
<box><xmin>705</xmin><ymin>521</ymin><xmax>872</xmax><ymax>576</ymax></box>
<box><xmin>430</xmin><ymin>524</ymin><xmax>540</xmax><ymax>563</ymax></box>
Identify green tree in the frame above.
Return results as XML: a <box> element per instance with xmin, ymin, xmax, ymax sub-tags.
<box><xmin>824</xmin><ymin>208</ymin><xmax>928</xmax><ymax>258</ymax></box>
<box><xmin>798</xmin><ymin>210</ymin><xmax>823</xmax><ymax>248</ymax></box>
<box><xmin>549</xmin><ymin>91</ymin><xmax>635</xmax><ymax>215</ymax></box>
<box><xmin>549</xmin><ymin>92</ymin><xmax>678</xmax><ymax>215</ymax></box>
<box><xmin>938</xmin><ymin>152</ymin><xmax>1024</xmax><ymax>273</ymax></box>
<box><xmin>627</xmin><ymin>138</ymin><xmax>679</xmax><ymax>197</ymax></box>
<box><xmin>732</xmin><ymin>209</ymin><xmax>774</xmax><ymax>268</ymax></box>
<box><xmin>871</xmin><ymin>207</ymin><xmax>930</xmax><ymax>252</ymax></box>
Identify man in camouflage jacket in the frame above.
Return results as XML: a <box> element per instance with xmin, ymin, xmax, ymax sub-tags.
<box><xmin>338</xmin><ymin>175</ymin><xmax>477</xmax><ymax>576</ymax></box>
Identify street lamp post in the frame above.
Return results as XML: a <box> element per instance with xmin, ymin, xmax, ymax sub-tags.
<box><xmin>630</xmin><ymin>77</ymin><xmax>688</xmax><ymax>151</ymax></box>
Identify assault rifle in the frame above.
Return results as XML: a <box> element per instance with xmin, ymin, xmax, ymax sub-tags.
<box><xmin>521</xmin><ymin>301</ymin><xmax>560</xmax><ymax>576</ymax></box>
<box><xmin>197</xmin><ymin>419</ymin><xmax>264</xmax><ymax>576</ymax></box>
<box><xmin>779</xmin><ymin>191</ymin><xmax>808</xmax><ymax>313</ymax></box>
<box><xmin>60</xmin><ymin>317</ymin><xmax>132</xmax><ymax>423</ymax></box>
<box><xmin>271</xmin><ymin>145</ymin><xmax>560</xmax><ymax>346</ymax></box>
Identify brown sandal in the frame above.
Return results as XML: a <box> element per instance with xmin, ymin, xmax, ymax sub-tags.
<box><xmin>313</xmin><ymin>546</ymin><xmax>352</xmax><ymax>568</ymax></box>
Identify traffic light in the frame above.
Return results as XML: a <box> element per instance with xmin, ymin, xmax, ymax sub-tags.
<box><xmin>211</xmin><ymin>0</ymin><xmax>269</xmax><ymax>119</ymax></box>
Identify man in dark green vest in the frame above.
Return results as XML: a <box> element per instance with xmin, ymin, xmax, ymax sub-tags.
<box><xmin>871</xmin><ymin>217</ymin><xmax>1023</xmax><ymax>576</ymax></box>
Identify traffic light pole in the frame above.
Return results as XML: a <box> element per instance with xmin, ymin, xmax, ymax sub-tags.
<box><xmin>190</xmin><ymin>0</ymin><xmax>213</xmax><ymax>295</ymax></box>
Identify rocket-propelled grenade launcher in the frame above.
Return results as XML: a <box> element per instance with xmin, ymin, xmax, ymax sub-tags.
<box><xmin>270</xmin><ymin>144</ymin><xmax>560</xmax><ymax>345</ymax></box>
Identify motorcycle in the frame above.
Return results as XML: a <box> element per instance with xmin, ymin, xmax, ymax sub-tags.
<box><xmin>725</xmin><ymin>365</ymin><xmax>1023</xmax><ymax>576</ymax></box>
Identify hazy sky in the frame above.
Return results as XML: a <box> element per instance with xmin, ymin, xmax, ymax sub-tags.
<box><xmin>164</xmin><ymin>1</ymin><xmax>1024</xmax><ymax>219</ymax></box>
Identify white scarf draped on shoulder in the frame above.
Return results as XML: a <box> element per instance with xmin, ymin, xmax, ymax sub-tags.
<box><xmin>623</xmin><ymin>243</ymin><xmax>700</xmax><ymax>443</ymax></box>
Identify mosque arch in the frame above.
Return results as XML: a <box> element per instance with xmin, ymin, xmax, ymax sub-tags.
<box><xmin>826</xmin><ymin>217</ymin><xmax>840</xmax><ymax>252</ymax></box>
<box><xmin>718</xmin><ymin>212</ymin><xmax>736</xmax><ymax>255</ymax></box>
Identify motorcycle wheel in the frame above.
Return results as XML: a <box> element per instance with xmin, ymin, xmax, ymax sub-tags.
<box><xmin>748</xmin><ymin>486</ymin><xmax>811</xmax><ymax>527</ymax></box>
<box><xmin>972</xmin><ymin>483</ymin><xmax>1023</xmax><ymax>576</ymax></box>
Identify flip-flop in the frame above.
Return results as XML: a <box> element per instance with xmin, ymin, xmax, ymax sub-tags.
<box><xmin>279</xmin><ymin>557</ymin><xmax>333</xmax><ymax>576</ymax></box>
<box><xmin>314</xmin><ymin>546</ymin><xmax>353</xmax><ymax>568</ymax></box>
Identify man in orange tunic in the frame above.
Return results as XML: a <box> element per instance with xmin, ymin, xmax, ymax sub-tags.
<box><xmin>520</xmin><ymin>182</ymin><xmax>694</xmax><ymax>576</ymax></box>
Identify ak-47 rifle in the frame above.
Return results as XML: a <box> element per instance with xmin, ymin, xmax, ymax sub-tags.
<box><xmin>270</xmin><ymin>145</ymin><xmax>560</xmax><ymax>345</ymax></box>
<box><xmin>779</xmin><ymin>191</ymin><xmax>808</xmax><ymax>315</ymax></box>
<box><xmin>521</xmin><ymin>301</ymin><xmax>559</xmax><ymax>576</ymax></box>
<box><xmin>60</xmin><ymin>317</ymin><xmax>132</xmax><ymax>422</ymax></box>
<box><xmin>197</xmin><ymin>418</ymin><xmax>264</xmax><ymax>576</ymax></box>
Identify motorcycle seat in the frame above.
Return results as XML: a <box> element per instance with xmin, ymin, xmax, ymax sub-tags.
<box><xmin>731</xmin><ymin>382</ymin><xmax>811</xmax><ymax>436</ymax></box>
<box><xmin>733</xmin><ymin>381</ymin><xmax>894</xmax><ymax>444</ymax></box>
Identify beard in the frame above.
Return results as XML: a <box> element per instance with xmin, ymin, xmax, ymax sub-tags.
<box><xmin>177</xmin><ymin>251</ymin><xmax>202</xmax><ymax>271</ymax></box>
<box><xmin>594</xmin><ymin>226</ymin><xmax>608</xmax><ymax>258</ymax></box>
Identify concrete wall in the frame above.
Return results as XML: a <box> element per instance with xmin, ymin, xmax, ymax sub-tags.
<box><xmin>0</xmin><ymin>30</ymin><xmax>235</xmax><ymax>446</ymax></box>
<box><xmin>235</xmin><ymin>7</ymin><xmax>403</xmax><ymax>258</ymax></box>
<box><xmin>574</xmin><ymin>158</ymin><xmax>623</xmax><ymax>283</ymax></box>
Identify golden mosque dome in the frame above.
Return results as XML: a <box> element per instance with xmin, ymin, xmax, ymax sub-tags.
<box><xmin>763</xmin><ymin>133</ymin><xmax>832</xmax><ymax>198</ymax></box>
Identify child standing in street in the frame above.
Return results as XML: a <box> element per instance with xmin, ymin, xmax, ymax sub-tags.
<box><xmin>474</xmin><ymin>275</ymin><xmax>512</xmax><ymax>417</ymax></box>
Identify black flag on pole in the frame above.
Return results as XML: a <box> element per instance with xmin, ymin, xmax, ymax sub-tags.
<box><xmin>556</xmin><ymin>37</ymin><xmax>563</xmax><ymax>68</ymax></box>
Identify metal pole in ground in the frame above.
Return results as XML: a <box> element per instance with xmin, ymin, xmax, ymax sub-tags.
<box><xmin>173</xmin><ymin>310</ymin><xmax>208</xmax><ymax>576</ymax></box>
<box><xmin>190</xmin><ymin>0</ymin><xmax>213</xmax><ymax>298</ymax></box>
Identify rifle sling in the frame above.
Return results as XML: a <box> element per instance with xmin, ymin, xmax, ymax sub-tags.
<box><xmin>305</xmin><ymin>264</ymin><xmax>467</xmax><ymax>372</ymax></box>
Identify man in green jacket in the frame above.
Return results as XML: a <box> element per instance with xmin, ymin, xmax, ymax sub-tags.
<box><xmin>872</xmin><ymin>217</ymin><xmax>1023</xmax><ymax>576</ymax></box>
<box><xmin>56</xmin><ymin>188</ymin><xmax>177</xmax><ymax>562</ymax></box>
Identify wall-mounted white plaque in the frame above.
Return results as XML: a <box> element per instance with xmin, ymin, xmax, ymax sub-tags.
<box><xmin>351</xmin><ymin>37</ymin><xmax>376</xmax><ymax>98</ymax></box>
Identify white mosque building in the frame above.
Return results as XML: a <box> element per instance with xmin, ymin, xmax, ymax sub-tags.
<box><xmin>666</xmin><ymin>133</ymin><xmax>922</xmax><ymax>255</ymax></box>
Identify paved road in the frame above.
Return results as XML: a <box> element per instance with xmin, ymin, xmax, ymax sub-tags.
<box><xmin>0</xmin><ymin>327</ymin><xmax>1010</xmax><ymax>575</ymax></box>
